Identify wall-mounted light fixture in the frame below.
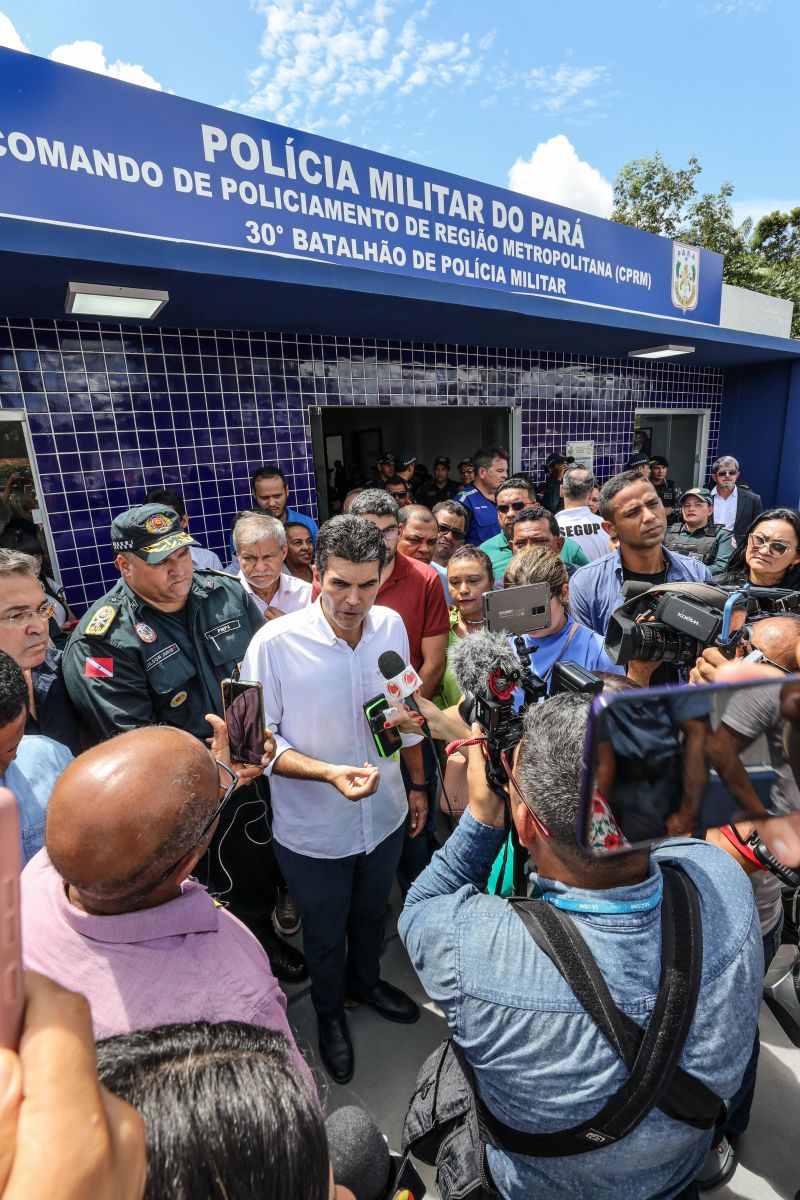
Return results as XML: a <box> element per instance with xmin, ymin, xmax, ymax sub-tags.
<box><xmin>65</xmin><ymin>283</ymin><xmax>169</xmax><ymax>320</ymax></box>
<box><xmin>628</xmin><ymin>344</ymin><xmax>695</xmax><ymax>360</ymax></box>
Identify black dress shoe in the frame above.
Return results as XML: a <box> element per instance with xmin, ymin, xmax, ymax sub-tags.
<box><xmin>350</xmin><ymin>980</ymin><xmax>420</xmax><ymax>1024</ymax></box>
<box><xmin>258</xmin><ymin>927</ymin><xmax>309</xmax><ymax>984</ymax></box>
<box><xmin>318</xmin><ymin>1012</ymin><xmax>354</xmax><ymax>1084</ymax></box>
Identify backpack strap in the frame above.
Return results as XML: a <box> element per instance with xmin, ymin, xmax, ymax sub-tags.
<box><xmin>467</xmin><ymin>865</ymin><xmax>721</xmax><ymax>1157</ymax></box>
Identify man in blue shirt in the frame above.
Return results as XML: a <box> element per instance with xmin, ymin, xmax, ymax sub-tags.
<box><xmin>399</xmin><ymin>693</ymin><xmax>762</xmax><ymax>1200</ymax></box>
<box><xmin>455</xmin><ymin>446</ymin><xmax>509</xmax><ymax>545</ymax></box>
<box><xmin>251</xmin><ymin>465</ymin><xmax>319</xmax><ymax>541</ymax></box>
<box><xmin>570</xmin><ymin>470</ymin><xmax>711</xmax><ymax>638</ymax></box>
<box><xmin>0</xmin><ymin>649</ymin><xmax>72</xmax><ymax>864</ymax></box>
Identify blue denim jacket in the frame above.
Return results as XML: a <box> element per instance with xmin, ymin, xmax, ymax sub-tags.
<box><xmin>399</xmin><ymin>811</ymin><xmax>762</xmax><ymax>1200</ymax></box>
<box><xmin>569</xmin><ymin>547</ymin><xmax>712</xmax><ymax>636</ymax></box>
<box><xmin>1</xmin><ymin>735</ymin><xmax>74</xmax><ymax>866</ymax></box>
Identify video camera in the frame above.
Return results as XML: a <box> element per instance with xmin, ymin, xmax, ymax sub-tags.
<box><xmin>605</xmin><ymin>582</ymin><xmax>800</xmax><ymax>667</ymax></box>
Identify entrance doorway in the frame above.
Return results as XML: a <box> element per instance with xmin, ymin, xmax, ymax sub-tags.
<box><xmin>310</xmin><ymin>405</ymin><xmax>519</xmax><ymax>520</ymax></box>
<box><xmin>633</xmin><ymin>410</ymin><xmax>711</xmax><ymax>491</ymax></box>
<box><xmin>0</xmin><ymin>411</ymin><xmax>59</xmax><ymax>579</ymax></box>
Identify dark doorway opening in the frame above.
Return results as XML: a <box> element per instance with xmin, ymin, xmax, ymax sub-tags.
<box><xmin>310</xmin><ymin>405</ymin><xmax>518</xmax><ymax>519</ymax></box>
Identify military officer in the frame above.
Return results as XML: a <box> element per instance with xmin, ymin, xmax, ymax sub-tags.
<box><xmin>62</xmin><ymin>504</ymin><xmax>307</xmax><ymax>983</ymax></box>
<box><xmin>663</xmin><ymin>488</ymin><xmax>734</xmax><ymax>577</ymax></box>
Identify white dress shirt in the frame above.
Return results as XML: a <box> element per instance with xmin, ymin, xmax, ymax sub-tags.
<box><xmin>555</xmin><ymin>506</ymin><xmax>612</xmax><ymax>562</ymax></box>
<box><xmin>190</xmin><ymin>544</ymin><xmax>224</xmax><ymax>572</ymax></box>
<box><xmin>712</xmin><ymin>485</ymin><xmax>738</xmax><ymax>531</ymax></box>
<box><xmin>237</xmin><ymin>569</ymin><xmax>311</xmax><ymax>618</ymax></box>
<box><xmin>240</xmin><ymin>600</ymin><xmax>422</xmax><ymax>859</ymax></box>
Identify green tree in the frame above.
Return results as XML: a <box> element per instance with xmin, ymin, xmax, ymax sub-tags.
<box><xmin>612</xmin><ymin>153</ymin><xmax>799</xmax><ymax>337</ymax></box>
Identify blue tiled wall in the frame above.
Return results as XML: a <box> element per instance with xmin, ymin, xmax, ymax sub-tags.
<box><xmin>0</xmin><ymin>318</ymin><xmax>722</xmax><ymax>612</ymax></box>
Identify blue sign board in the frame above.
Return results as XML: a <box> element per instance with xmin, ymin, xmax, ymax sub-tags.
<box><xmin>0</xmin><ymin>48</ymin><xmax>723</xmax><ymax>324</ymax></box>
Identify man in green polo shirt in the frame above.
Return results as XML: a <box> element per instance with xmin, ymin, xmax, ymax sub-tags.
<box><xmin>480</xmin><ymin>479</ymin><xmax>588</xmax><ymax>579</ymax></box>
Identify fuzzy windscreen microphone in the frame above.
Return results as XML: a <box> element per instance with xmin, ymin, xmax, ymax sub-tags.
<box><xmin>448</xmin><ymin>628</ymin><xmax>520</xmax><ymax>699</ymax></box>
<box><xmin>326</xmin><ymin>1106</ymin><xmax>392</xmax><ymax>1200</ymax></box>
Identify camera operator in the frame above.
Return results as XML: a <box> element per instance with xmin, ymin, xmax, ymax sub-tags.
<box><xmin>570</xmin><ymin>472</ymin><xmax>711</xmax><ymax>641</ymax></box>
<box><xmin>399</xmin><ymin>695</ymin><xmax>763</xmax><ymax>1200</ymax></box>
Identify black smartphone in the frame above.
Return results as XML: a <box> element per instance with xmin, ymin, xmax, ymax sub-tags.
<box><xmin>221</xmin><ymin>678</ymin><xmax>266</xmax><ymax>766</ymax></box>
<box><xmin>363</xmin><ymin>694</ymin><xmax>402</xmax><ymax>758</ymax></box>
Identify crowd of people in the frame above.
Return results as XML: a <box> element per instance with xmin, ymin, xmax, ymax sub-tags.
<box><xmin>3</xmin><ymin>439</ymin><xmax>800</xmax><ymax>1200</ymax></box>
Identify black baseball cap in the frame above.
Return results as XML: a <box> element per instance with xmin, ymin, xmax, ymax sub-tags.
<box><xmin>458</xmin><ymin>457</ymin><xmax>474</xmax><ymax>469</ymax></box>
<box><xmin>545</xmin><ymin>453</ymin><xmax>575</xmax><ymax>469</ymax></box>
<box><xmin>377</xmin><ymin>452</ymin><xmax>396</xmax><ymax>466</ymax></box>
<box><xmin>434</xmin><ymin>456</ymin><xmax>451</xmax><ymax>468</ymax></box>
<box><xmin>111</xmin><ymin>504</ymin><xmax>197</xmax><ymax>564</ymax></box>
<box><xmin>396</xmin><ymin>451</ymin><xmax>416</xmax><ymax>469</ymax></box>
<box><xmin>627</xmin><ymin>451</ymin><xmax>651</xmax><ymax>469</ymax></box>
<box><xmin>649</xmin><ymin>455</ymin><xmax>669</xmax><ymax>467</ymax></box>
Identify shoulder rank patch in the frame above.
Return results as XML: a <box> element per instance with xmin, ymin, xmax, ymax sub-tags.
<box><xmin>85</xmin><ymin>604</ymin><xmax>118</xmax><ymax>637</ymax></box>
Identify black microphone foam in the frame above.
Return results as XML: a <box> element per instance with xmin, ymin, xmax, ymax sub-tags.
<box><xmin>378</xmin><ymin>649</ymin><xmax>406</xmax><ymax>680</ymax></box>
<box><xmin>449</xmin><ymin>628</ymin><xmax>520</xmax><ymax>698</ymax></box>
<box><xmin>326</xmin><ymin>1106</ymin><xmax>392</xmax><ymax>1200</ymax></box>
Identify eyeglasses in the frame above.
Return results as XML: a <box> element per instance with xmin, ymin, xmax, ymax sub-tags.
<box><xmin>497</xmin><ymin>501</ymin><xmax>527</xmax><ymax>514</ymax></box>
<box><xmin>387</xmin><ymin>491</ymin><xmax>408</xmax><ymax>500</ymax></box>
<box><xmin>748</xmin><ymin>532</ymin><xmax>798</xmax><ymax>558</ymax></box>
<box><xmin>737</xmin><ymin>625</ymin><xmax>792</xmax><ymax>674</ymax></box>
<box><xmin>716</xmin><ymin>469</ymin><xmax>739</xmax><ymax>477</ymax></box>
<box><xmin>500</xmin><ymin>750</ymin><xmax>551</xmax><ymax>839</ymax></box>
<box><xmin>0</xmin><ymin>600</ymin><xmax>56</xmax><ymax>626</ymax></box>
<box><xmin>159</xmin><ymin>759</ymin><xmax>238</xmax><ymax>882</ymax></box>
<box><xmin>437</xmin><ymin>523</ymin><xmax>466</xmax><ymax>541</ymax></box>
<box><xmin>379</xmin><ymin>524</ymin><xmax>400</xmax><ymax>541</ymax></box>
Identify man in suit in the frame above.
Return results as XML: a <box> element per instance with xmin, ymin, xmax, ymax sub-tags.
<box><xmin>710</xmin><ymin>456</ymin><xmax>762</xmax><ymax>547</ymax></box>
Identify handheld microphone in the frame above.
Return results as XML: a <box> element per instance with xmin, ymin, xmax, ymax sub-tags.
<box><xmin>326</xmin><ymin>1106</ymin><xmax>393</xmax><ymax>1200</ymax></box>
<box><xmin>378</xmin><ymin>650</ymin><xmax>430</xmax><ymax>737</ymax></box>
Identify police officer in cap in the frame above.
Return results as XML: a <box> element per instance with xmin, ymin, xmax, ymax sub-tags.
<box><xmin>538</xmin><ymin>452</ymin><xmax>574</xmax><ymax>513</ymax></box>
<box><xmin>663</xmin><ymin>488</ymin><xmax>734</xmax><ymax>577</ymax></box>
<box><xmin>62</xmin><ymin>504</ymin><xmax>307</xmax><ymax>983</ymax></box>
<box><xmin>649</xmin><ymin>456</ymin><xmax>683</xmax><ymax>523</ymax></box>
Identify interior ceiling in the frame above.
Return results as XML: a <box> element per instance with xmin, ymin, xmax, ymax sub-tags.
<box><xmin>0</xmin><ymin>218</ymin><xmax>798</xmax><ymax>370</ymax></box>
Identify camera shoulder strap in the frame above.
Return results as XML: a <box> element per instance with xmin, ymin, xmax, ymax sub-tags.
<box><xmin>467</xmin><ymin>865</ymin><xmax>721</xmax><ymax>1158</ymax></box>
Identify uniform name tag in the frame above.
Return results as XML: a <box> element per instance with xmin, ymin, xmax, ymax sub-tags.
<box><xmin>145</xmin><ymin>643</ymin><xmax>180</xmax><ymax>671</ymax></box>
<box><xmin>205</xmin><ymin>620</ymin><xmax>242</xmax><ymax>641</ymax></box>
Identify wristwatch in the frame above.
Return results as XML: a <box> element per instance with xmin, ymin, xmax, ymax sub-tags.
<box><xmin>408</xmin><ymin>783</ymin><xmax>428</xmax><ymax>792</ymax></box>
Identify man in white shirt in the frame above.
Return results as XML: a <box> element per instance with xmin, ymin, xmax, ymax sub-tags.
<box><xmin>710</xmin><ymin>455</ymin><xmax>763</xmax><ymax>547</ymax></box>
<box><xmin>233</xmin><ymin>512</ymin><xmax>311</xmax><ymax>619</ymax></box>
<box><xmin>241</xmin><ymin>514</ymin><xmax>427</xmax><ymax>1085</ymax></box>
<box><xmin>555</xmin><ymin>466</ymin><xmax>612</xmax><ymax>562</ymax></box>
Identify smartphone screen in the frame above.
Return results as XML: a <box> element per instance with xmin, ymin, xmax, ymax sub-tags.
<box><xmin>221</xmin><ymin>679</ymin><xmax>266</xmax><ymax>766</ymax></box>
<box><xmin>0</xmin><ymin>789</ymin><xmax>23</xmax><ymax>1050</ymax></box>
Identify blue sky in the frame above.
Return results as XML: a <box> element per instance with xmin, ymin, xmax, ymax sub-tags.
<box><xmin>1</xmin><ymin>0</ymin><xmax>797</xmax><ymax>223</ymax></box>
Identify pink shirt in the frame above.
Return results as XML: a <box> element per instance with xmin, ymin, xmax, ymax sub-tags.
<box><xmin>21</xmin><ymin>851</ymin><xmax>315</xmax><ymax>1096</ymax></box>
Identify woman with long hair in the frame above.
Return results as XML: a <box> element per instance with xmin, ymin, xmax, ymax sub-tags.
<box><xmin>720</xmin><ymin>508</ymin><xmax>800</xmax><ymax>589</ymax></box>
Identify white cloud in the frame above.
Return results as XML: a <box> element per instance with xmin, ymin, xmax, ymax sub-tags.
<box><xmin>732</xmin><ymin>197</ymin><xmax>800</xmax><ymax>226</ymax></box>
<box><xmin>49</xmin><ymin>39</ymin><xmax>162</xmax><ymax>89</ymax></box>
<box><xmin>526</xmin><ymin>62</ymin><xmax>610</xmax><ymax>115</ymax></box>
<box><xmin>0</xmin><ymin>11</ymin><xmax>28</xmax><ymax>52</ymax></box>
<box><xmin>232</xmin><ymin>0</ymin><xmax>490</xmax><ymax>132</ymax></box>
<box><xmin>508</xmin><ymin>134</ymin><xmax>614</xmax><ymax>218</ymax></box>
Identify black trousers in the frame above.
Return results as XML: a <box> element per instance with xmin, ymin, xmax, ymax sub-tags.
<box><xmin>274</xmin><ymin>821</ymin><xmax>405</xmax><ymax>1016</ymax></box>
<box><xmin>196</xmin><ymin>779</ymin><xmax>282</xmax><ymax>930</ymax></box>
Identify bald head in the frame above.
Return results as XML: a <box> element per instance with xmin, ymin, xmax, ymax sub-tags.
<box><xmin>751</xmin><ymin>616</ymin><xmax>800</xmax><ymax>671</ymax></box>
<box><xmin>46</xmin><ymin>727</ymin><xmax>220</xmax><ymax>912</ymax></box>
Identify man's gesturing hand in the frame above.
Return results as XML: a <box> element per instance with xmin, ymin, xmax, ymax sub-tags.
<box><xmin>328</xmin><ymin>762</ymin><xmax>380</xmax><ymax>801</ymax></box>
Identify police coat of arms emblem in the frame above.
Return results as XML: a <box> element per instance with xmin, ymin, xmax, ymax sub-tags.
<box><xmin>672</xmin><ymin>242</ymin><xmax>700</xmax><ymax>313</ymax></box>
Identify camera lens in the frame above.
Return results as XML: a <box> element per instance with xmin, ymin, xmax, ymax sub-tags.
<box><xmin>631</xmin><ymin>622</ymin><xmax>698</xmax><ymax>663</ymax></box>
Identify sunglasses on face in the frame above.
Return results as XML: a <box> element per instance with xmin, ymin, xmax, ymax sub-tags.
<box><xmin>716</xmin><ymin>469</ymin><xmax>739</xmax><ymax>477</ymax></box>
<box><xmin>437</xmin><ymin>523</ymin><xmax>466</xmax><ymax>541</ymax></box>
<box><xmin>388</xmin><ymin>490</ymin><xmax>408</xmax><ymax>499</ymax></box>
<box><xmin>748</xmin><ymin>532</ymin><xmax>798</xmax><ymax>558</ymax></box>
<box><xmin>497</xmin><ymin>501</ymin><xmax>527</xmax><ymax>514</ymax></box>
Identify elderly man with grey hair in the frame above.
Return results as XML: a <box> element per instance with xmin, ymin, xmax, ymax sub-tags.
<box><xmin>710</xmin><ymin>455</ymin><xmax>762</xmax><ymax>547</ymax></box>
<box><xmin>555</xmin><ymin>466</ymin><xmax>612</xmax><ymax>562</ymax></box>
<box><xmin>233</xmin><ymin>511</ymin><xmax>311</xmax><ymax>620</ymax></box>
